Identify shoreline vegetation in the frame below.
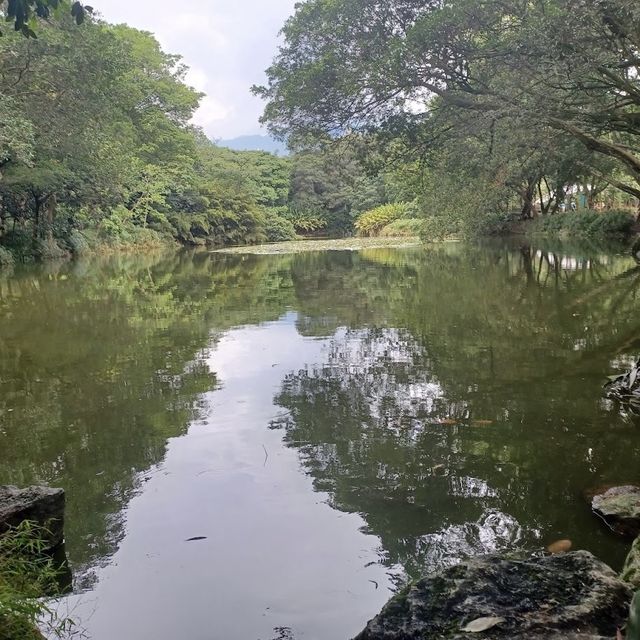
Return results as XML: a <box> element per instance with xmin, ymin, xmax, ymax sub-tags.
<box><xmin>1</xmin><ymin>9</ymin><xmax>639</xmax><ymax>269</ymax></box>
<box><xmin>1</xmin><ymin>210</ymin><xmax>636</xmax><ymax>269</ymax></box>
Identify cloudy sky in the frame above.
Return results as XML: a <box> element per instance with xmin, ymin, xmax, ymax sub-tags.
<box><xmin>97</xmin><ymin>0</ymin><xmax>298</xmax><ymax>140</ymax></box>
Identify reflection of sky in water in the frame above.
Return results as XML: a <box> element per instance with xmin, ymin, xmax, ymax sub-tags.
<box><xmin>53</xmin><ymin>315</ymin><xmax>542</xmax><ymax>640</ymax></box>
<box><xmin>54</xmin><ymin>317</ymin><xmax>396</xmax><ymax>640</ymax></box>
<box><xmin>0</xmin><ymin>244</ymin><xmax>635</xmax><ymax>640</ymax></box>
<box><xmin>311</xmin><ymin>327</ymin><xmax>447</xmax><ymax>421</ymax></box>
<box><xmin>416</xmin><ymin>510</ymin><xmax>534</xmax><ymax>569</ymax></box>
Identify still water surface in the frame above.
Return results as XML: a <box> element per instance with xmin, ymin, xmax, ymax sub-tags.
<box><xmin>0</xmin><ymin>241</ymin><xmax>639</xmax><ymax>639</ymax></box>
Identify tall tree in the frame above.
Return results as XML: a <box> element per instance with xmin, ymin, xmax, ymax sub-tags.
<box><xmin>256</xmin><ymin>0</ymin><xmax>640</xmax><ymax>200</ymax></box>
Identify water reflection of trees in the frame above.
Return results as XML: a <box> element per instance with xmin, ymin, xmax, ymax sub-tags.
<box><xmin>272</xmin><ymin>242</ymin><xmax>640</xmax><ymax>577</ymax></box>
<box><xmin>0</xmin><ymin>250</ymin><xmax>295</xmax><ymax>584</ymax></box>
<box><xmin>0</xmin><ymin>241</ymin><xmax>638</xmax><ymax>585</ymax></box>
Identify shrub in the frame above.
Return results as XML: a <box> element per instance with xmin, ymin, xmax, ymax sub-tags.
<box><xmin>1</xmin><ymin>229</ymin><xmax>33</xmax><ymax>262</ymax></box>
<box><xmin>379</xmin><ymin>218</ymin><xmax>424</xmax><ymax>237</ymax></box>
<box><xmin>97</xmin><ymin>205</ymin><xmax>137</xmax><ymax>244</ymax></box>
<box><xmin>533</xmin><ymin>210</ymin><xmax>635</xmax><ymax>237</ymax></box>
<box><xmin>0</xmin><ymin>522</ymin><xmax>75</xmax><ymax>640</ymax></box>
<box><xmin>35</xmin><ymin>238</ymin><xmax>67</xmax><ymax>261</ymax></box>
<box><xmin>282</xmin><ymin>207</ymin><xmax>328</xmax><ymax>234</ymax></box>
<box><xmin>475</xmin><ymin>210</ymin><xmax>520</xmax><ymax>236</ymax></box>
<box><xmin>0</xmin><ymin>246</ymin><xmax>15</xmax><ymax>268</ymax></box>
<box><xmin>67</xmin><ymin>230</ymin><xmax>90</xmax><ymax>256</ymax></box>
<box><xmin>264</xmin><ymin>215</ymin><xmax>297</xmax><ymax>242</ymax></box>
<box><xmin>355</xmin><ymin>203</ymin><xmax>408</xmax><ymax>237</ymax></box>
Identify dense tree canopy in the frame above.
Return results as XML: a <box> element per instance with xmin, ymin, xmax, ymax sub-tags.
<box><xmin>256</xmin><ymin>0</ymin><xmax>640</xmax><ymax>236</ymax></box>
<box><xmin>0</xmin><ymin>8</ymin><xmax>398</xmax><ymax>262</ymax></box>
<box><xmin>2</xmin><ymin>0</ymin><xmax>638</xmax><ymax>263</ymax></box>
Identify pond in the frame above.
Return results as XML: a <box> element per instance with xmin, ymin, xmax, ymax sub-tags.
<box><xmin>0</xmin><ymin>240</ymin><xmax>639</xmax><ymax>639</ymax></box>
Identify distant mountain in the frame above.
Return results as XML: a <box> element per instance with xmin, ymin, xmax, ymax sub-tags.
<box><xmin>217</xmin><ymin>135</ymin><xmax>288</xmax><ymax>155</ymax></box>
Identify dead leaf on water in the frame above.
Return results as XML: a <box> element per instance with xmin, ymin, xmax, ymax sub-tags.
<box><xmin>546</xmin><ymin>539</ymin><xmax>572</xmax><ymax>554</ymax></box>
<box><xmin>429</xmin><ymin>463</ymin><xmax>446</xmax><ymax>475</ymax></box>
<box><xmin>461</xmin><ymin>616</ymin><xmax>506</xmax><ymax>633</ymax></box>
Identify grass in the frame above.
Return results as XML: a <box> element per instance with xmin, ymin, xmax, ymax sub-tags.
<box><xmin>0</xmin><ymin>522</ymin><xmax>77</xmax><ymax>640</ymax></box>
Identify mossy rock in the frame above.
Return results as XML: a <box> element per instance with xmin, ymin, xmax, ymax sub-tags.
<box><xmin>0</xmin><ymin>486</ymin><xmax>65</xmax><ymax>550</ymax></box>
<box><xmin>354</xmin><ymin>551</ymin><xmax>631</xmax><ymax>639</ymax></box>
<box><xmin>592</xmin><ymin>486</ymin><xmax>640</xmax><ymax>538</ymax></box>
<box><xmin>622</xmin><ymin>537</ymin><xmax>640</xmax><ymax>590</ymax></box>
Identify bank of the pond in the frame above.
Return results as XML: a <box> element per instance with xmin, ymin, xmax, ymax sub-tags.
<box><xmin>0</xmin><ymin>486</ymin><xmax>70</xmax><ymax>640</ymax></box>
<box><xmin>356</xmin><ymin>483</ymin><xmax>640</xmax><ymax>639</ymax></box>
<box><xmin>0</xmin><ymin>228</ymin><xmax>178</xmax><ymax>271</ymax></box>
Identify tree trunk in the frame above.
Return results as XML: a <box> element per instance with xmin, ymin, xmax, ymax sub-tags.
<box><xmin>32</xmin><ymin>197</ymin><xmax>41</xmax><ymax>242</ymax></box>
<box><xmin>45</xmin><ymin>193</ymin><xmax>56</xmax><ymax>241</ymax></box>
<box><xmin>0</xmin><ymin>194</ymin><xmax>5</xmax><ymax>240</ymax></box>
<box><xmin>520</xmin><ymin>179</ymin><xmax>536</xmax><ymax>219</ymax></box>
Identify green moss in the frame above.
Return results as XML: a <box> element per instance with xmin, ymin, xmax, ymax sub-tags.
<box><xmin>622</xmin><ymin>538</ymin><xmax>640</xmax><ymax>589</ymax></box>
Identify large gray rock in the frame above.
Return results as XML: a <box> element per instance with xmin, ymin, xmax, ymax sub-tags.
<box><xmin>621</xmin><ymin>536</ymin><xmax>640</xmax><ymax>589</ymax></box>
<box><xmin>0</xmin><ymin>485</ymin><xmax>65</xmax><ymax>549</ymax></box>
<box><xmin>354</xmin><ymin>551</ymin><xmax>631</xmax><ymax>640</ymax></box>
<box><xmin>591</xmin><ymin>485</ymin><xmax>640</xmax><ymax>538</ymax></box>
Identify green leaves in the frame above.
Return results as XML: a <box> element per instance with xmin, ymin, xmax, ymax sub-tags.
<box><xmin>355</xmin><ymin>203</ymin><xmax>407</xmax><ymax>237</ymax></box>
<box><xmin>1</xmin><ymin>0</ymin><xmax>88</xmax><ymax>38</ymax></box>
<box><xmin>628</xmin><ymin>591</ymin><xmax>640</xmax><ymax>640</ymax></box>
<box><xmin>258</xmin><ymin>0</ymin><xmax>640</xmax><ymax>211</ymax></box>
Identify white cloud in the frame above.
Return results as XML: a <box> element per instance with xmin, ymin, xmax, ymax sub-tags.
<box><xmin>185</xmin><ymin>67</ymin><xmax>209</xmax><ymax>93</ymax></box>
<box><xmin>192</xmin><ymin>96</ymin><xmax>233</xmax><ymax>128</ymax></box>
<box><xmin>97</xmin><ymin>0</ymin><xmax>298</xmax><ymax>139</ymax></box>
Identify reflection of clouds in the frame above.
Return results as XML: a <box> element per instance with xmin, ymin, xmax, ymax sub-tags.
<box><xmin>322</xmin><ymin>328</ymin><xmax>446</xmax><ymax>422</ymax></box>
<box><xmin>535</xmin><ymin>251</ymin><xmax>611</xmax><ymax>271</ymax></box>
<box><xmin>417</xmin><ymin>510</ymin><xmax>534</xmax><ymax>570</ymax></box>
<box><xmin>611</xmin><ymin>354</ymin><xmax>638</xmax><ymax>369</ymax></box>
<box><xmin>447</xmin><ymin>476</ymin><xmax>497</xmax><ymax>499</ymax></box>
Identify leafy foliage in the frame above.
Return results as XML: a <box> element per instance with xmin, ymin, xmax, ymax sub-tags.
<box><xmin>355</xmin><ymin>203</ymin><xmax>407</xmax><ymax>237</ymax></box>
<box><xmin>534</xmin><ymin>211</ymin><xmax>635</xmax><ymax>238</ymax></box>
<box><xmin>379</xmin><ymin>218</ymin><xmax>423</xmax><ymax>237</ymax></box>
<box><xmin>0</xmin><ymin>14</ymin><xmax>313</xmax><ymax>256</ymax></box>
<box><xmin>0</xmin><ymin>0</ymin><xmax>91</xmax><ymax>37</ymax></box>
<box><xmin>0</xmin><ymin>521</ymin><xmax>74</xmax><ymax>640</ymax></box>
<box><xmin>257</xmin><ymin>0</ymin><xmax>640</xmax><ymax>242</ymax></box>
<box><xmin>264</xmin><ymin>215</ymin><xmax>297</xmax><ymax>242</ymax></box>
<box><xmin>0</xmin><ymin>247</ymin><xmax>14</xmax><ymax>268</ymax></box>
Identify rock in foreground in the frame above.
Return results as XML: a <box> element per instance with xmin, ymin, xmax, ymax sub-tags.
<box><xmin>0</xmin><ymin>485</ymin><xmax>65</xmax><ymax>549</ymax></box>
<box><xmin>354</xmin><ymin>551</ymin><xmax>631</xmax><ymax>639</ymax></box>
<box><xmin>591</xmin><ymin>485</ymin><xmax>640</xmax><ymax>537</ymax></box>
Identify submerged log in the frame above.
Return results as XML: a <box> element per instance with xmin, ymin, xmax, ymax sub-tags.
<box><xmin>354</xmin><ymin>551</ymin><xmax>631</xmax><ymax>640</ymax></box>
